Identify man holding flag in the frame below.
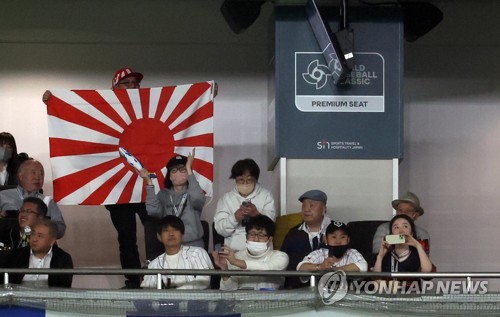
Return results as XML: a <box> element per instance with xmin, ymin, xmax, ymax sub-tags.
<box><xmin>43</xmin><ymin>68</ymin><xmax>216</xmax><ymax>289</ymax></box>
<box><xmin>44</xmin><ymin>68</ymin><xmax>154</xmax><ymax>288</ymax></box>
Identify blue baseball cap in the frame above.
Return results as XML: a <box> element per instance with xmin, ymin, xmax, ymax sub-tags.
<box><xmin>298</xmin><ymin>190</ymin><xmax>327</xmax><ymax>204</ymax></box>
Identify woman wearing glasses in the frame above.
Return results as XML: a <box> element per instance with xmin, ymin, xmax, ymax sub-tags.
<box><xmin>214</xmin><ymin>158</ymin><xmax>276</xmax><ymax>252</ymax></box>
<box><xmin>140</xmin><ymin>149</ymin><xmax>206</xmax><ymax>256</ymax></box>
<box><xmin>213</xmin><ymin>215</ymin><xmax>288</xmax><ymax>290</ymax></box>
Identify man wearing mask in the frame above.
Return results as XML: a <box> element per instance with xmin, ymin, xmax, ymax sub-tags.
<box><xmin>280</xmin><ymin>189</ymin><xmax>333</xmax><ymax>288</ymax></box>
<box><xmin>213</xmin><ymin>215</ymin><xmax>288</xmax><ymax>290</ymax></box>
<box><xmin>0</xmin><ymin>160</ymin><xmax>66</xmax><ymax>239</ymax></box>
<box><xmin>214</xmin><ymin>158</ymin><xmax>276</xmax><ymax>252</ymax></box>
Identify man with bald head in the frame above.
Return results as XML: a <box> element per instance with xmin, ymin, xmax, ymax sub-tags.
<box><xmin>0</xmin><ymin>159</ymin><xmax>66</xmax><ymax>238</ymax></box>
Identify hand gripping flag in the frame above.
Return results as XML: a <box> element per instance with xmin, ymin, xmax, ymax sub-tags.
<box><xmin>46</xmin><ymin>81</ymin><xmax>214</xmax><ymax>205</ymax></box>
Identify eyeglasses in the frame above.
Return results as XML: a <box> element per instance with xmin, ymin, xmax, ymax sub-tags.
<box><xmin>19</xmin><ymin>208</ymin><xmax>40</xmax><ymax>216</ymax></box>
<box><xmin>235</xmin><ymin>177</ymin><xmax>255</xmax><ymax>185</ymax></box>
<box><xmin>246</xmin><ymin>232</ymin><xmax>268</xmax><ymax>240</ymax></box>
<box><xmin>170</xmin><ymin>167</ymin><xmax>187</xmax><ymax>174</ymax></box>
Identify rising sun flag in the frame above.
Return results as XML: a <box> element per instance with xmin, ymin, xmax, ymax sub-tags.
<box><xmin>46</xmin><ymin>81</ymin><xmax>214</xmax><ymax>205</ymax></box>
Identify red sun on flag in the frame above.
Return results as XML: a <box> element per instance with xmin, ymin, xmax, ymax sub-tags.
<box><xmin>46</xmin><ymin>81</ymin><xmax>214</xmax><ymax>205</ymax></box>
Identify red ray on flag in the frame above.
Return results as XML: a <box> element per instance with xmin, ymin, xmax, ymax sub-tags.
<box><xmin>46</xmin><ymin>81</ymin><xmax>214</xmax><ymax>205</ymax></box>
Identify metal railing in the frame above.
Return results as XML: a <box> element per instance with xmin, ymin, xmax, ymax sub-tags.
<box><xmin>2</xmin><ymin>269</ymin><xmax>500</xmax><ymax>316</ymax></box>
<box><xmin>3</xmin><ymin>268</ymin><xmax>498</xmax><ymax>290</ymax></box>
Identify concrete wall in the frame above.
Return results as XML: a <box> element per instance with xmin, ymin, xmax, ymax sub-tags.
<box><xmin>400</xmin><ymin>0</ymin><xmax>500</xmax><ymax>282</ymax></box>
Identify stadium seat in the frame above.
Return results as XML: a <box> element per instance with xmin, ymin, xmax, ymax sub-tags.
<box><xmin>347</xmin><ymin>220</ymin><xmax>387</xmax><ymax>267</ymax></box>
<box><xmin>273</xmin><ymin>212</ymin><xmax>303</xmax><ymax>250</ymax></box>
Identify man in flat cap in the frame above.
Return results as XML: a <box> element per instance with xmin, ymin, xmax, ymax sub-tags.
<box><xmin>372</xmin><ymin>191</ymin><xmax>430</xmax><ymax>255</ymax></box>
<box><xmin>280</xmin><ymin>189</ymin><xmax>335</xmax><ymax>288</ymax></box>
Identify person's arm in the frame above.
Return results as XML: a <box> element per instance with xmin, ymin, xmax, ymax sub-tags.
<box><xmin>416</xmin><ymin>226</ymin><xmax>431</xmax><ymax>255</ymax></box>
<box><xmin>50</xmin><ymin>249</ymin><xmax>73</xmax><ymax>288</ymax></box>
<box><xmin>0</xmin><ymin>190</ymin><xmax>19</xmax><ymax>217</ymax></box>
<box><xmin>140</xmin><ymin>274</ymin><xmax>157</xmax><ymax>288</ymax></box>
<box><xmin>336</xmin><ymin>263</ymin><xmax>361</xmax><ymax>272</ymax></box>
<box><xmin>178</xmin><ymin>248</ymin><xmax>213</xmax><ymax>289</ymax></box>
<box><xmin>186</xmin><ymin>174</ymin><xmax>206</xmax><ymax>211</ymax></box>
<box><xmin>406</xmin><ymin>235</ymin><xmax>433</xmax><ymax>272</ymax></box>
<box><xmin>373</xmin><ymin>241</ymin><xmax>390</xmax><ymax>272</ymax></box>
<box><xmin>299</xmin><ymin>254</ymin><xmax>335</xmax><ymax>271</ymax></box>
<box><xmin>144</xmin><ymin>185</ymin><xmax>164</xmax><ymax>218</ymax></box>
<box><xmin>335</xmin><ymin>249</ymin><xmax>368</xmax><ymax>272</ymax></box>
<box><xmin>212</xmin><ymin>250</ymin><xmax>228</xmax><ymax>271</ymax></box>
<box><xmin>296</xmin><ymin>250</ymin><xmax>327</xmax><ymax>284</ymax></box>
<box><xmin>184</xmin><ymin>149</ymin><xmax>207</xmax><ymax>211</ymax></box>
<box><xmin>47</xmin><ymin>199</ymin><xmax>66</xmax><ymax>239</ymax></box>
<box><xmin>141</xmin><ymin>259</ymin><xmax>161</xmax><ymax>288</ymax></box>
<box><xmin>139</xmin><ymin>168</ymin><xmax>164</xmax><ymax>218</ymax></box>
<box><xmin>177</xmin><ymin>276</ymin><xmax>211</xmax><ymax>289</ymax></box>
<box><xmin>219</xmin><ymin>275</ymin><xmax>239</xmax><ymax>291</ymax></box>
<box><xmin>223</xmin><ymin>246</ymin><xmax>247</xmax><ymax>270</ymax></box>
<box><xmin>214</xmin><ymin>196</ymin><xmax>242</xmax><ymax>238</ymax></box>
<box><xmin>216</xmin><ymin>248</ymin><xmax>252</xmax><ymax>290</ymax></box>
<box><xmin>259</xmin><ymin>191</ymin><xmax>276</xmax><ymax>221</ymax></box>
<box><xmin>213</xmin><ymin>247</ymin><xmax>237</xmax><ymax>287</ymax></box>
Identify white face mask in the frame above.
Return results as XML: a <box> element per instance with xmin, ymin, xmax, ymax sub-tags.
<box><xmin>237</xmin><ymin>183</ymin><xmax>255</xmax><ymax>196</ymax></box>
<box><xmin>246</xmin><ymin>240</ymin><xmax>268</xmax><ymax>255</ymax></box>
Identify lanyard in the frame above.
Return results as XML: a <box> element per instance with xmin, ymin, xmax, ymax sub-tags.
<box><xmin>390</xmin><ymin>255</ymin><xmax>399</xmax><ymax>272</ymax></box>
<box><xmin>170</xmin><ymin>193</ymin><xmax>188</xmax><ymax>217</ymax></box>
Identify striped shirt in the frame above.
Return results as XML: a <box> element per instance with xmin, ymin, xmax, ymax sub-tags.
<box><xmin>141</xmin><ymin>245</ymin><xmax>213</xmax><ymax>289</ymax></box>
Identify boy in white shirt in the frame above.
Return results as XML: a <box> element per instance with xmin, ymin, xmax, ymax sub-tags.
<box><xmin>141</xmin><ymin>215</ymin><xmax>213</xmax><ymax>289</ymax></box>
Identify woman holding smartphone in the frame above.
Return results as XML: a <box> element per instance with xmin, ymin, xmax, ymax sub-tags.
<box><xmin>373</xmin><ymin>214</ymin><xmax>433</xmax><ymax>273</ymax></box>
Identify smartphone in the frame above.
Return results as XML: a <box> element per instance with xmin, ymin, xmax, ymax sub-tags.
<box><xmin>385</xmin><ymin>234</ymin><xmax>406</xmax><ymax>245</ymax></box>
<box><xmin>242</xmin><ymin>200</ymin><xmax>251</xmax><ymax>207</ymax></box>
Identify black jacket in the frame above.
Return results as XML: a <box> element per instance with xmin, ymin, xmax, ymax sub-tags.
<box><xmin>280</xmin><ymin>221</ymin><xmax>332</xmax><ymax>289</ymax></box>
<box><xmin>2</xmin><ymin>245</ymin><xmax>73</xmax><ymax>288</ymax></box>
